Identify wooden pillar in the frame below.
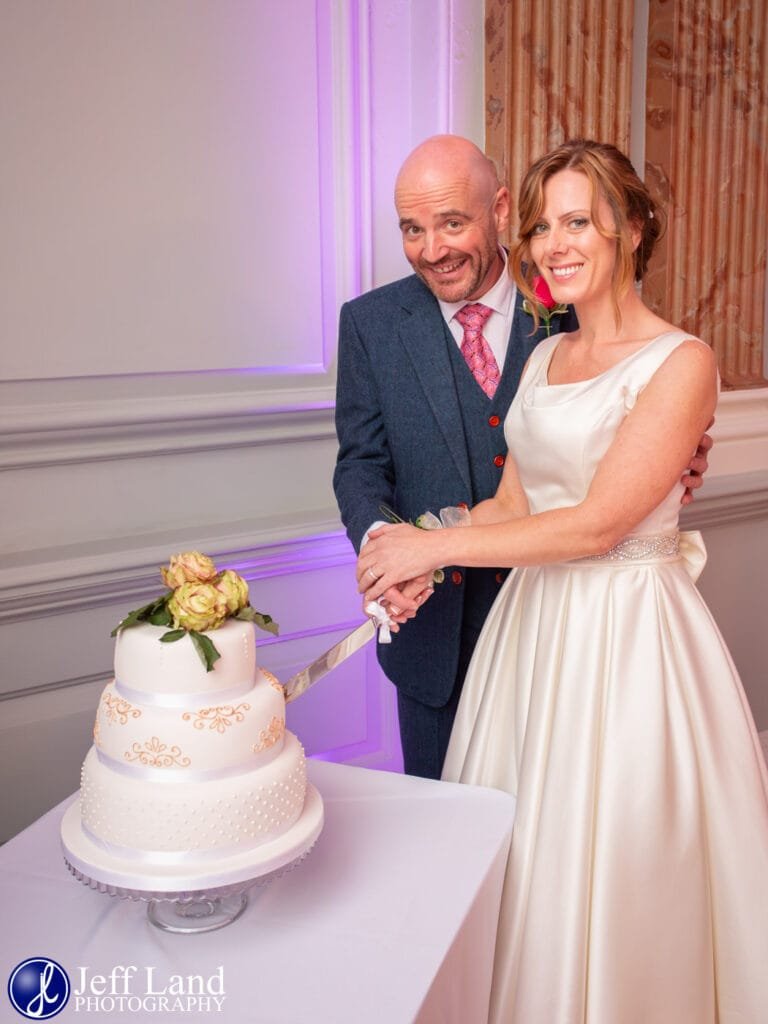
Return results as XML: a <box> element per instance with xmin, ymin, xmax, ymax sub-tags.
<box><xmin>485</xmin><ymin>0</ymin><xmax>767</xmax><ymax>387</ymax></box>
<box><xmin>485</xmin><ymin>0</ymin><xmax>635</xmax><ymax>233</ymax></box>
<box><xmin>645</xmin><ymin>0</ymin><xmax>768</xmax><ymax>387</ymax></box>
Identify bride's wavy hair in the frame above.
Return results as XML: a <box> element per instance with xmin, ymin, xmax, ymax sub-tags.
<box><xmin>510</xmin><ymin>139</ymin><xmax>665</xmax><ymax>328</ymax></box>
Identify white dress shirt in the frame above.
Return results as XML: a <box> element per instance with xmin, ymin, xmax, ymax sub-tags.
<box><xmin>438</xmin><ymin>249</ymin><xmax>517</xmax><ymax>371</ymax></box>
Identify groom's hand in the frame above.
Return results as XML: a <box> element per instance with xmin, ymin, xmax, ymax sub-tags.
<box><xmin>681</xmin><ymin>420</ymin><xmax>714</xmax><ymax>505</ymax></box>
<box><xmin>363</xmin><ymin>578</ymin><xmax>434</xmax><ymax>630</ymax></box>
<box><xmin>393</xmin><ymin>576</ymin><xmax>435</xmax><ymax>617</ymax></box>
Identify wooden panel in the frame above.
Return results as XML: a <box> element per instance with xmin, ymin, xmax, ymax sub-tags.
<box><xmin>485</xmin><ymin>0</ymin><xmax>635</xmax><ymax>234</ymax></box>
<box><xmin>645</xmin><ymin>0</ymin><xmax>768</xmax><ymax>387</ymax></box>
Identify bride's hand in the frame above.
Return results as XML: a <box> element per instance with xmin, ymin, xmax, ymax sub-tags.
<box><xmin>357</xmin><ymin>523</ymin><xmax>442</xmax><ymax>603</ymax></box>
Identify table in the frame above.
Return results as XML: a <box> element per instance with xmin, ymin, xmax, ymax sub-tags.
<box><xmin>1</xmin><ymin>761</ymin><xmax>515</xmax><ymax>1023</ymax></box>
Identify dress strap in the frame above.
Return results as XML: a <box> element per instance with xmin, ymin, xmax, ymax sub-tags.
<box><xmin>518</xmin><ymin>333</ymin><xmax>561</xmax><ymax>389</ymax></box>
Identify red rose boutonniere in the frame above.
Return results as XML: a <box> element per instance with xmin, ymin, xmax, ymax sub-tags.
<box><xmin>522</xmin><ymin>275</ymin><xmax>568</xmax><ymax>336</ymax></box>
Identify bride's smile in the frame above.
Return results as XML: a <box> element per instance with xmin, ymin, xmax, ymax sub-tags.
<box><xmin>528</xmin><ymin>168</ymin><xmax>638</xmax><ymax>313</ymax></box>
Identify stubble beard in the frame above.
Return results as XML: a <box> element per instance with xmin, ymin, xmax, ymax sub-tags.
<box><xmin>414</xmin><ymin>243</ymin><xmax>500</xmax><ymax>303</ymax></box>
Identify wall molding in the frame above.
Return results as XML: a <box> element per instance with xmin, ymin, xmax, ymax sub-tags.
<box><xmin>680</xmin><ymin>471</ymin><xmax>768</xmax><ymax>530</ymax></box>
<box><xmin>713</xmin><ymin>388</ymin><xmax>768</xmax><ymax>443</ymax></box>
<box><xmin>1</xmin><ymin>671</ymin><xmax>111</xmax><ymax>704</ymax></box>
<box><xmin>0</xmin><ymin>396</ymin><xmax>336</xmax><ymax>470</ymax></box>
<box><xmin>3</xmin><ymin>382</ymin><xmax>764</xmax><ymax>474</ymax></box>
<box><xmin>706</xmin><ymin>387</ymin><xmax>768</xmax><ymax>479</ymax></box>
<box><xmin>0</xmin><ymin>517</ymin><xmax>349</xmax><ymax>622</ymax></box>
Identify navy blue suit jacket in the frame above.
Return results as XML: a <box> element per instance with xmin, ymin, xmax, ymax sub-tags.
<box><xmin>333</xmin><ymin>272</ymin><xmax>575</xmax><ymax>707</ymax></box>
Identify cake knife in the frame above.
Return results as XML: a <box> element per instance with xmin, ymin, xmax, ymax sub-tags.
<box><xmin>283</xmin><ymin>618</ymin><xmax>377</xmax><ymax>703</ymax></box>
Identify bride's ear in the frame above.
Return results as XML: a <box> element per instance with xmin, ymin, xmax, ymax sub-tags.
<box><xmin>629</xmin><ymin>219</ymin><xmax>642</xmax><ymax>252</ymax></box>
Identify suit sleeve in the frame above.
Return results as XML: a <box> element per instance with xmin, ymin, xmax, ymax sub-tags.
<box><xmin>333</xmin><ymin>302</ymin><xmax>396</xmax><ymax>553</ymax></box>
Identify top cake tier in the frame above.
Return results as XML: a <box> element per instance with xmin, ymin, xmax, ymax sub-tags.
<box><xmin>114</xmin><ymin>619</ymin><xmax>256</xmax><ymax>699</ymax></box>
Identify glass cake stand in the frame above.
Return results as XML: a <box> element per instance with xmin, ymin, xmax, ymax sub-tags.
<box><xmin>60</xmin><ymin>784</ymin><xmax>324</xmax><ymax>934</ymax></box>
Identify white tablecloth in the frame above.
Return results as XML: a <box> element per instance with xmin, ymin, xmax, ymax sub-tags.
<box><xmin>1</xmin><ymin>760</ymin><xmax>515</xmax><ymax>1023</ymax></box>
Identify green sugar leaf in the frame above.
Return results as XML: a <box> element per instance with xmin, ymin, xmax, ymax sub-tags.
<box><xmin>159</xmin><ymin>629</ymin><xmax>186</xmax><ymax>643</ymax></box>
<box><xmin>251</xmin><ymin>612</ymin><xmax>279</xmax><ymax>636</ymax></box>
<box><xmin>148</xmin><ymin>605</ymin><xmax>173</xmax><ymax>626</ymax></box>
<box><xmin>235</xmin><ymin>607</ymin><xmax>280</xmax><ymax>636</ymax></box>
<box><xmin>189</xmin><ymin>631</ymin><xmax>221</xmax><ymax>672</ymax></box>
<box><xmin>110</xmin><ymin>598</ymin><xmax>168</xmax><ymax>634</ymax></box>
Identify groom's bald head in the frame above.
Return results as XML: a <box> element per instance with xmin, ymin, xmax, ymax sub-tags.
<box><xmin>394</xmin><ymin>135</ymin><xmax>509</xmax><ymax>303</ymax></box>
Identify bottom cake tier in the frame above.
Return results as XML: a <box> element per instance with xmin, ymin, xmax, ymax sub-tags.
<box><xmin>61</xmin><ymin>782</ymin><xmax>324</xmax><ymax>894</ymax></box>
<box><xmin>80</xmin><ymin>731</ymin><xmax>307</xmax><ymax>855</ymax></box>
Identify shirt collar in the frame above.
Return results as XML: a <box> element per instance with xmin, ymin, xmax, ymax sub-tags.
<box><xmin>438</xmin><ymin>248</ymin><xmax>514</xmax><ymax>323</ymax></box>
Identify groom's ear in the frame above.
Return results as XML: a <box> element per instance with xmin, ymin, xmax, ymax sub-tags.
<box><xmin>494</xmin><ymin>187</ymin><xmax>511</xmax><ymax>234</ymax></box>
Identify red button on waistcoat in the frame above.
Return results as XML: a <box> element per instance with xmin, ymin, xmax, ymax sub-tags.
<box><xmin>457</xmin><ymin>502</ymin><xmax>468</xmax><ymax>510</ymax></box>
<box><xmin>488</xmin><ymin>415</ymin><xmax>500</xmax><ymax>427</ymax></box>
<box><xmin>451</xmin><ymin>571</ymin><xmax>463</xmax><ymax>585</ymax></box>
<box><xmin>493</xmin><ymin>454</ymin><xmax>505</xmax><ymax>467</ymax></box>
<box><xmin>495</xmin><ymin>572</ymin><xmax>504</xmax><ymax>584</ymax></box>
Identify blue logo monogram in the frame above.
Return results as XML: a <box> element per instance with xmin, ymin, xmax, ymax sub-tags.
<box><xmin>7</xmin><ymin>958</ymin><xmax>70</xmax><ymax>1020</ymax></box>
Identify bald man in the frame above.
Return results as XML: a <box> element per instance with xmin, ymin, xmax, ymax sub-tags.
<box><xmin>332</xmin><ymin>136</ymin><xmax>574</xmax><ymax>779</ymax></box>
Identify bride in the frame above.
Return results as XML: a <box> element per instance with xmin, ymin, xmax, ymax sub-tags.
<box><xmin>357</xmin><ymin>139</ymin><xmax>768</xmax><ymax>1023</ymax></box>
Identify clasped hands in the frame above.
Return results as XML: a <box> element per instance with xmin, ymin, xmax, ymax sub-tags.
<box><xmin>356</xmin><ymin>426</ymin><xmax>714</xmax><ymax>628</ymax></box>
<box><xmin>356</xmin><ymin>523</ymin><xmax>441</xmax><ymax>628</ymax></box>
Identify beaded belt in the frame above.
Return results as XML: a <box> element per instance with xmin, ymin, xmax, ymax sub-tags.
<box><xmin>578</xmin><ymin>532</ymin><xmax>681</xmax><ymax>564</ymax></box>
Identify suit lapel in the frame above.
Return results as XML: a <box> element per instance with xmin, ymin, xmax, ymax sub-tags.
<box><xmin>396</xmin><ymin>289</ymin><xmax>473</xmax><ymax>495</ymax></box>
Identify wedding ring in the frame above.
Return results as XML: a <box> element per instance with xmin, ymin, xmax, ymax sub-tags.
<box><xmin>367</xmin><ymin>567</ymin><xmax>380</xmax><ymax>581</ymax></box>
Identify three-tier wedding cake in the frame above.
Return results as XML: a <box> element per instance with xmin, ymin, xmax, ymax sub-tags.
<box><xmin>61</xmin><ymin>552</ymin><xmax>323</xmax><ymax>895</ymax></box>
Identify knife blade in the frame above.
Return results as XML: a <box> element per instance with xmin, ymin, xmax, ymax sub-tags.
<box><xmin>283</xmin><ymin>618</ymin><xmax>377</xmax><ymax>703</ymax></box>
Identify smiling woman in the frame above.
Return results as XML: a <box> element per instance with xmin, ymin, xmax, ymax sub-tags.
<box><xmin>512</xmin><ymin>138</ymin><xmax>664</xmax><ymax>332</ymax></box>
<box><xmin>508</xmin><ymin>140</ymin><xmax>678</xmax><ymax>386</ymax></box>
<box><xmin>528</xmin><ymin>171</ymin><xmax>620</xmax><ymax>312</ymax></box>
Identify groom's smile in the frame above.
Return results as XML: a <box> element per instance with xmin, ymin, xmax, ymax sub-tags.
<box><xmin>394</xmin><ymin>137</ymin><xmax>510</xmax><ymax>303</ymax></box>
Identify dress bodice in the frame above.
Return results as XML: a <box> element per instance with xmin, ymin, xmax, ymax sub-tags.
<box><xmin>505</xmin><ymin>330</ymin><xmax>702</xmax><ymax>537</ymax></box>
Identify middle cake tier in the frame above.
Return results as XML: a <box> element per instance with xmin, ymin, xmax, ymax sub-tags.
<box><xmin>94</xmin><ymin>669</ymin><xmax>287</xmax><ymax>772</ymax></box>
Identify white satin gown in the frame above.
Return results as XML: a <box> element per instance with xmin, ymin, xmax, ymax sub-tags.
<box><xmin>442</xmin><ymin>330</ymin><xmax>768</xmax><ymax>1023</ymax></box>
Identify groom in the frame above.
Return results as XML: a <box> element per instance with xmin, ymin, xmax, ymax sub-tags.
<box><xmin>333</xmin><ymin>135</ymin><xmax>575</xmax><ymax>780</ymax></box>
<box><xmin>333</xmin><ymin>135</ymin><xmax>707</xmax><ymax>780</ymax></box>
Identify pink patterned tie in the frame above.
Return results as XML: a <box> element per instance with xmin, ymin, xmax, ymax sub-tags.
<box><xmin>455</xmin><ymin>303</ymin><xmax>500</xmax><ymax>398</ymax></box>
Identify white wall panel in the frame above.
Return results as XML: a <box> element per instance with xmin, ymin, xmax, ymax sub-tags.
<box><xmin>0</xmin><ymin>437</ymin><xmax>338</xmax><ymax>555</ymax></box>
<box><xmin>1</xmin><ymin>0</ymin><xmax>328</xmax><ymax>378</ymax></box>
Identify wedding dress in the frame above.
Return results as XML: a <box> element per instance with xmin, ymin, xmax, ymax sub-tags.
<box><xmin>443</xmin><ymin>330</ymin><xmax>768</xmax><ymax>1023</ymax></box>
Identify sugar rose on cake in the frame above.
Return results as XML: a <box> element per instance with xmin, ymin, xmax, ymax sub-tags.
<box><xmin>111</xmin><ymin>551</ymin><xmax>279</xmax><ymax>671</ymax></box>
<box><xmin>160</xmin><ymin>551</ymin><xmax>218</xmax><ymax>588</ymax></box>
